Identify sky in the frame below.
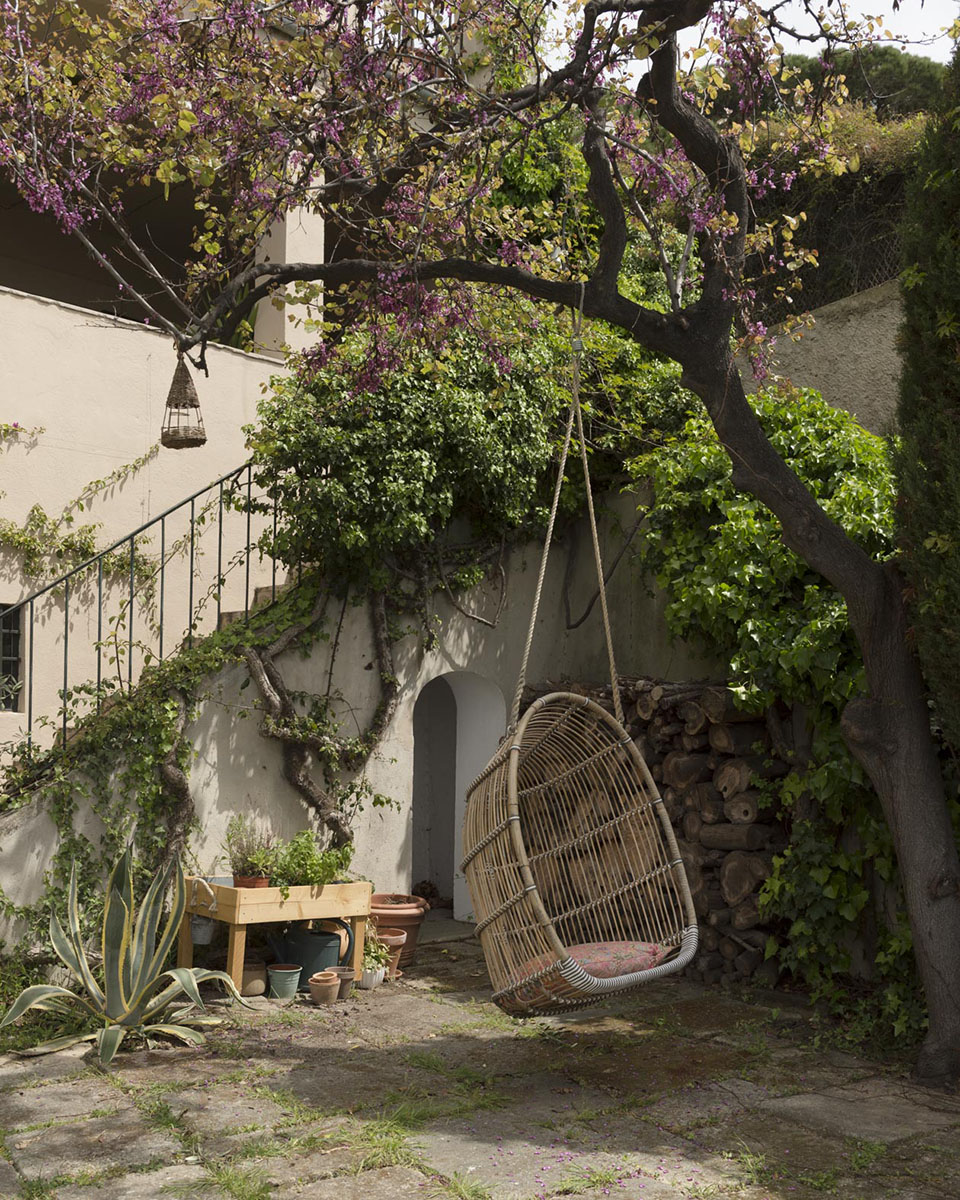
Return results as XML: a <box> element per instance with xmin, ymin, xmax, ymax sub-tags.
<box><xmin>760</xmin><ymin>1</ymin><xmax>960</xmax><ymax>62</ymax></box>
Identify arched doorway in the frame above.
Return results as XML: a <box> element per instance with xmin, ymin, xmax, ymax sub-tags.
<box><xmin>412</xmin><ymin>671</ymin><xmax>505</xmax><ymax>921</ymax></box>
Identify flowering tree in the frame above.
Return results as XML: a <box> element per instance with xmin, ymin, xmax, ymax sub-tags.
<box><xmin>3</xmin><ymin>0</ymin><xmax>959</xmax><ymax>1083</ymax></box>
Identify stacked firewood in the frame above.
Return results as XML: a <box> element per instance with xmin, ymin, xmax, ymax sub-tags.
<box><xmin>531</xmin><ymin>677</ymin><xmax>788</xmax><ymax>986</ymax></box>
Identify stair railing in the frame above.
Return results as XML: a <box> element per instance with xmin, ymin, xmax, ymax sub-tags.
<box><xmin>0</xmin><ymin>462</ymin><xmax>286</xmax><ymax>750</ymax></box>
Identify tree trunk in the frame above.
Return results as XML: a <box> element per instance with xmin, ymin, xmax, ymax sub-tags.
<box><xmin>686</xmin><ymin>355</ymin><xmax>960</xmax><ymax>1087</ymax></box>
<box><xmin>840</xmin><ymin>567</ymin><xmax>960</xmax><ymax>1088</ymax></box>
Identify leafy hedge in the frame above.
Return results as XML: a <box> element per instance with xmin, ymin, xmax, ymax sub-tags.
<box><xmin>627</xmin><ymin>382</ymin><xmax>928</xmax><ymax>1038</ymax></box>
<box><xmin>896</xmin><ymin>51</ymin><xmax>960</xmax><ymax>758</ymax></box>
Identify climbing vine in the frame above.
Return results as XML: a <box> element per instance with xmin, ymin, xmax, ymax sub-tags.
<box><xmin>625</xmin><ymin>380</ymin><xmax>943</xmax><ymax>1041</ymax></box>
<box><xmin>0</xmin><ymin>442</ymin><xmax>159</xmax><ymax>583</ymax></box>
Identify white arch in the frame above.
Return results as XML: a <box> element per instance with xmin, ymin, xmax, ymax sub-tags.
<box><xmin>412</xmin><ymin>670</ymin><xmax>505</xmax><ymax>921</ymax></box>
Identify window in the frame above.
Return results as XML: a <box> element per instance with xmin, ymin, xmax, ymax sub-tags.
<box><xmin>0</xmin><ymin>605</ymin><xmax>22</xmax><ymax>712</ymax></box>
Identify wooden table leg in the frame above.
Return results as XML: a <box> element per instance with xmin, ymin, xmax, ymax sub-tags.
<box><xmin>177</xmin><ymin>913</ymin><xmax>194</xmax><ymax>971</ymax></box>
<box><xmin>349</xmin><ymin>916</ymin><xmax>365</xmax><ymax>980</ymax></box>
<box><xmin>225</xmin><ymin>924</ymin><xmax>247</xmax><ymax>992</ymax></box>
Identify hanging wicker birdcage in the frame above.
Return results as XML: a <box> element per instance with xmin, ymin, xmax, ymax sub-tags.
<box><xmin>161</xmin><ymin>358</ymin><xmax>207</xmax><ymax>449</ymax></box>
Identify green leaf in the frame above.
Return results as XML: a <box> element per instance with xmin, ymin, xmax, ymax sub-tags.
<box><xmin>95</xmin><ymin>1024</ymin><xmax>127</xmax><ymax>1066</ymax></box>
<box><xmin>1</xmin><ymin>984</ymin><xmax>85</xmax><ymax>1027</ymax></box>
<box><xmin>16</xmin><ymin>1032</ymin><xmax>97</xmax><ymax>1057</ymax></box>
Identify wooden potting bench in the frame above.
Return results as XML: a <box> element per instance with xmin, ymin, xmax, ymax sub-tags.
<box><xmin>178</xmin><ymin>878</ymin><xmax>373</xmax><ymax>990</ymax></box>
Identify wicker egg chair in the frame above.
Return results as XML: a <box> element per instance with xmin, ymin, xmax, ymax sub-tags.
<box><xmin>462</xmin><ymin>309</ymin><xmax>698</xmax><ymax>1017</ymax></box>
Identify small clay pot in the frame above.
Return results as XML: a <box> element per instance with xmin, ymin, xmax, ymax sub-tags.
<box><xmin>233</xmin><ymin>875</ymin><xmax>271</xmax><ymax>888</ymax></box>
<box><xmin>308</xmin><ymin>969</ymin><xmax>340</xmax><ymax>1005</ymax></box>
<box><xmin>328</xmin><ymin>964</ymin><xmax>356</xmax><ymax>999</ymax></box>
<box><xmin>376</xmin><ymin>927</ymin><xmax>407</xmax><ymax>979</ymax></box>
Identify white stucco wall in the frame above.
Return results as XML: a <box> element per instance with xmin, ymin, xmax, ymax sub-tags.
<box><xmin>0</xmin><ymin>489</ymin><xmax>721</xmax><ymax>940</ymax></box>
<box><xmin>0</xmin><ymin>285</ymin><xmax>292</xmax><ymax>746</ymax></box>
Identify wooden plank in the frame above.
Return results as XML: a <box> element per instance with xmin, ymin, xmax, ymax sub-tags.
<box><xmin>226</xmin><ymin>924</ymin><xmax>247</xmax><ymax>991</ymax></box>
<box><xmin>349</xmin><ymin>916</ymin><xmax>365</xmax><ymax>980</ymax></box>
<box><xmin>183</xmin><ymin>879</ymin><xmax>372</xmax><ymax>922</ymax></box>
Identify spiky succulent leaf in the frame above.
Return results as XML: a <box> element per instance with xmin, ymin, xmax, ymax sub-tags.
<box><xmin>143</xmin><ymin>860</ymin><xmax>186</xmax><ymax>987</ymax></box>
<box><xmin>128</xmin><ymin>858</ymin><xmax>173</xmax><ymax>1001</ymax></box>
<box><xmin>16</xmin><ymin>1032</ymin><xmax>97</xmax><ymax>1057</ymax></box>
<box><xmin>95</xmin><ymin>1024</ymin><xmax>127</xmax><ymax>1066</ymax></box>
<box><xmin>49</xmin><ymin>910</ymin><xmax>86</xmax><ymax>989</ymax></box>
<box><xmin>0</xmin><ymin>984</ymin><xmax>98</xmax><ymax>1027</ymax></box>
<box><xmin>102</xmin><ymin>883</ymin><xmax>133</xmax><ymax>1019</ymax></box>
<box><xmin>66</xmin><ymin>864</ymin><xmax>104</xmax><ymax>1006</ymax></box>
<box><xmin>143</xmin><ymin>1023</ymin><xmax>206</xmax><ymax>1046</ymax></box>
<box><xmin>141</xmin><ymin>968</ymin><xmax>250</xmax><ymax>1022</ymax></box>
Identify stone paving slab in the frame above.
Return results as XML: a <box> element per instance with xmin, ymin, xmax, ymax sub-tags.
<box><xmin>247</xmin><ymin>1144</ymin><xmax>365</xmax><ymax>1192</ymax></box>
<box><xmin>107</xmin><ymin>1047</ymin><xmax>250</xmax><ymax>1089</ymax></box>
<box><xmin>277</xmin><ymin>1165</ymin><xmax>427</xmax><ymax>1200</ymax></box>
<box><xmin>0</xmin><ymin>1045</ymin><xmax>91</xmax><ymax>1091</ymax></box>
<box><xmin>53</xmin><ymin>1163</ymin><xmax>230</xmax><ymax>1199</ymax></box>
<box><xmin>639</xmin><ymin>1077</ymin><xmax>772</xmax><ymax>1133</ymax></box>
<box><xmin>278</xmin><ymin>1051</ymin><xmax>445</xmax><ymax>1114</ymax></box>
<box><xmin>7</xmin><ymin>1109</ymin><xmax>180</xmax><ymax>1180</ymax></box>
<box><xmin>761</xmin><ymin>1076</ymin><xmax>960</xmax><ymax>1142</ymax></box>
<box><xmin>565</xmin><ymin>1032</ymin><xmax>744</xmax><ymax>1100</ymax></box>
<box><xmin>413</xmin><ymin>1073</ymin><xmax>701</xmax><ymax>1199</ymax></box>
<box><xmin>2</xmin><ymin>1075</ymin><xmax>130</xmax><ymax>1131</ymax></box>
<box><xmin>558</xmin><ymin>1180</ymin><xmax>688</xmax><ymax>1200</ymax></box>
<box><xmin>0</xmin><ymin>1157</ymin><xmax>22</xmax><ymax>1197</ymax></box>
<box><xmin>171</xmin><ymin>1080</ymin><xmax>290</xmax><ymax>1156</ymax></box>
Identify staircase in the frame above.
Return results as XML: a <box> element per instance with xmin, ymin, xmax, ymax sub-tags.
<box><xmin>0</xmin><ymin>463</ymin><xmax>290</xmax><ymax>754</ymax></box>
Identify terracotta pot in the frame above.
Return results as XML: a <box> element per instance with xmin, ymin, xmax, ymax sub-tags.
<box><xmin>308</xmin><ymin>969</ymin><xmax>340</xmax><ymax>1005</ymax></box>
<box><xmin>376</xmin><ymin>926</ymin><xmax>407</xmax><ymax>979</ymax></box>
<box><xmin>233</xmin><ymin>875</ymin><xmax>271</xmax><ymax>888</ymax></box>
<box><xmin>328</xmin><ymin>964</ymin><xmax>356</xmax><ymax>1000</ymax></box>
<box><xmin>370</xmin><ymin>894</ymin><xmax>428</xmax><ymax>968</ymax></box>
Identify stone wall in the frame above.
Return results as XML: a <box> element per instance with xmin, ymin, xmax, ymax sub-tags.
<box><xmin>747</xmin><ymin>280</ymin><xmax>902</xmax><ymax>435</ymax></box>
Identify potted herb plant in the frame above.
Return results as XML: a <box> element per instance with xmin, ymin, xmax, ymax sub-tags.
<box><xmin>270</xmin><ymin>832</ymin><xmax>353</xmax><ymax>896</ymax></box>
<box><xmin>267</xmin><ymin>832</ymin><xmax>356</xmax><ymax>987</ymax></box>
<box><xmin>221</xmin><ymin>815</ymin><xmax>277</xmax><ymax>888</ymax></box>
<box><xmin>359</xmin><ymin>929</ymin><xmax>391</xmax><ymax>989</ymax></box>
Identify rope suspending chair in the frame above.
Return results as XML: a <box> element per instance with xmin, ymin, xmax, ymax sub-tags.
<box><xmin>462</xmin><ymin>292</ymin><xmax>698</xmax><ymax>1016</ymax></box>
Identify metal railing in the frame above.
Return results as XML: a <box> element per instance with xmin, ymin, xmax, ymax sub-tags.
<box><xmin>0</xmin><ymin>462</ymin><xmax>287</xmax><ymax>750</ymax></box>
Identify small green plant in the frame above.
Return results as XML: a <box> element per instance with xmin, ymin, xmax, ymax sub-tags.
<box><xmin>221</xmin><ymin>815</ymin><xmax>277</xmax><ymax>880</ymax></box>
<box><xmin>848</xmin><ymin>1138</ymin><xmax>887</xmax><ymax>1171</ymax></box>
<box><xmin>0</xmin><ymin>847</ymin><xmax>249</xmax><ymax>1065</ymax></box>
<box><xmin>363</xmin><ymin>929</ymin><xmax>392</xmax><ymax>969</ymax></box>
<box><xmin>270</xmin><ymin>831</ymin><xmax>353</xmax><ymax>897</ymax></box>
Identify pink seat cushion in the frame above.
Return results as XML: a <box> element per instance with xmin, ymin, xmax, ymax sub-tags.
<box><xmin>567</xmin><ymin>940</ymin><xmax>665</xmax><ymax>978</ymax></box>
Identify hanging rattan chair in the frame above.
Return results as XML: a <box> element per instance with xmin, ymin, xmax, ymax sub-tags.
<box><xmin>461</xmin><ymin>301</ymin><xmax>698</xmax><ymax>1017</ymax></box>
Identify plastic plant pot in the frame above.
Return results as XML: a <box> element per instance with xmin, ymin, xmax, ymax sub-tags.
<box><xmin>359</xmin><ymin>966</ymin><xmax>386</xmax><ymax>990</ymax></box>
<box><xmin>267</xmin><ymin>963</ymin><xmax>302</xmax><ymax>1000</ymax></box>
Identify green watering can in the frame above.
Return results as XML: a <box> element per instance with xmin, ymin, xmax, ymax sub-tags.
<box><xmin>267</xmin><ymin>919</ymin><xmax>354</xmax><ymax>991</ymax></box>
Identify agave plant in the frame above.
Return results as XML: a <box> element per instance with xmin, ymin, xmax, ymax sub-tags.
<box><xmin>0</xmin><ymin>847</ymin><xmax>249</xmax><ymax>1065</ymax></box>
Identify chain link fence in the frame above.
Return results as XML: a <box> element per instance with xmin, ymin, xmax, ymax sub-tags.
<box><xmin>755</xmin><ymin>173</ymin><xmax>906</xmax><ymax>324</ymax></box>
